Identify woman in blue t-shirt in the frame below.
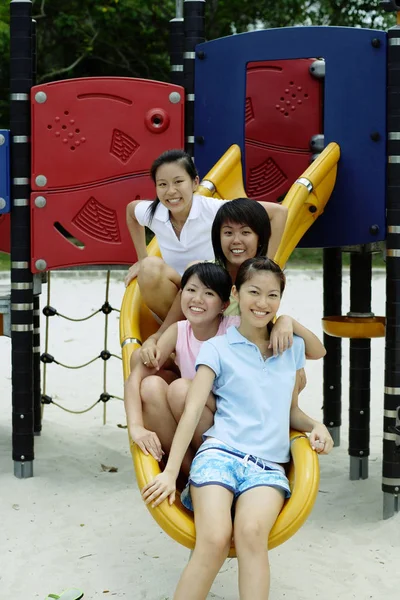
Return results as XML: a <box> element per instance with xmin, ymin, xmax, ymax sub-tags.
<box><xmin>142</xmin><ymin>256</ymin><xmax>334</xmax><ymax>600</ymax></box>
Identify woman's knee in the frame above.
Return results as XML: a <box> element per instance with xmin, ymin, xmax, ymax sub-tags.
<box><xmin>234</xmin><ymin>520</ymin><xmax>267</xmax><ymax>554</ymax></box>
<box><xmin>167</xmin><ymin>378</ymin><xmax>190</xmax><ymax>415</ymax></box>
<box><xmin>140</xmin><ymin>376</ymin><xmax>168</xmax><ymax>407</ymax></box>
<box><xmin>138</xmin><ymin>256</ymin><xmax>166</xmax><ymax>289</ymax></box>
<box><xmin>195</xmin><ymin>526</ymin><xmax>232</xmax><ymax>559</ymax></box>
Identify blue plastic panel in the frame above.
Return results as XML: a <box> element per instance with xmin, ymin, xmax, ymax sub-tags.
<box><xmin>0</xmin><ymin>130</ymin><xmax>10</xmax><ymax>214</ymax></box>
<box><xmin>194</xmin><ymin>27</ymin><xmax>387</xmax><ymax>248</ymax></box>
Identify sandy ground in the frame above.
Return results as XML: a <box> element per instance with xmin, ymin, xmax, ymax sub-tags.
<box><xmin>0</xmin><ymin>268</ymin><xmax>399</xmax><ymax>600</ymax></box>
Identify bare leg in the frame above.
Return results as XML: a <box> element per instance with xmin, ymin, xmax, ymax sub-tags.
<box><xmin>234</xmin><ymin>486</ymin><xmax>285</xmax><ymax>600</ymax></box>
<box><xmin>167</xmin><ymin>379</ymin><xmax>216</xmax><ymax>450</ymax></box>
<box><xmin>174</xmin><ymin>485</ymin><xmax>233</xmax><ymax>600</ymax></box>
<box><xmin>138</xmin><ymin>256</ymin><xmax>181</xmax><ymax>320</ymax></box>
<box><xmin>140</xmin><ymin>376</ymin><xmax>193</xmax><ymax>475</ymax></box>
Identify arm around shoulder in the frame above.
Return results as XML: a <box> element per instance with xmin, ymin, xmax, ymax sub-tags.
<box><xmin>269</xmin><ymin>315</ymin><xmax>325</xmax><ymax>359</ymax></box>
<box><xmin>259</xmin><ymin>202</ymin><xmax>288</xmax><ymax>259</ymax></box>
<box><xmin>292</xmin><ymin>318</ymin><xmax>326</xmax><ymax>360</ymax></box>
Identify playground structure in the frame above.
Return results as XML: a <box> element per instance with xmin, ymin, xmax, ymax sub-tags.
<box><xmin>0</xmin><ymin>0</ymin><xmax>399</xmax><ymax>550</ymax></box>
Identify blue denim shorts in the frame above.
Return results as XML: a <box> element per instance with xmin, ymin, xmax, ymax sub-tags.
<box><xmin>180</xmin><ymin>438</ymin><xmax>291</xmax><ymax>512</ymax></box>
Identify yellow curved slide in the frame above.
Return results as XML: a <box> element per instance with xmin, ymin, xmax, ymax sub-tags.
<box><xmin>274</xmin><ymin>142</ymin><xmax>341</xmax><ymax>267</ymax></box>
<box><xmin>120</xmin><ymin>142</ymin><xmax>340</xmax><ymax>552</ymax></box>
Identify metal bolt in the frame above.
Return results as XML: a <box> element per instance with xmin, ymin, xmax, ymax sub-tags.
<box><xmin>309</xmin><ymin>59</ymin><xmax>325</xmax><ymax>79</ymax></box>
<box><xmin>35</xmin><ymin>259</ymin><xmax>47</xmax><ymax>271</ymax></box>
<box><xmin>309</xmin><ymin>205</ymin><xmax>317</xmax><ymax>213</ymax></box>
<box><xmin>0</xmin><ymin>134</ymin><xmax>5</xmax><ymax>145</ymax></box>
<box><xmin>35</xmin><ymin>91</ymin><xmax>47</xmax><ymax>104</ymax></box>
<box><xmin>359</xmin><ymin>451</ymin><xmax>364</xmax><ymax>455</ymax></box>
<box><xmin>370</xmin><ymin>132</ymin><xmax>381</xmax><ymax>142</ymax></box>
<box><xmin>34</xmin><ymin>196</ymin><xmax>47</xmax><ymax>208</ymax></box>
<box><xmin>0</xmin><ymin>198</ymin><xmax>6</xmax><ymax>210</ymax></box>
<box><xmin>169</xmin><ymin>92</ymin><xmax>181</xmax><ymax>104</ymax></box>
<box><xmin>371</xmin><ymin>38</ymin><xmax>381</xmax><ymax>48</ymax></box>
<box><xmin>35</xmin><ymin>175</ymin><xmax>47</xmax><ymax>187</ymax></box>
<box><xmin>195</xmin><ymin>136</ymin><xmax>205</xmax><ymax>145</ymax></box>
<box><xmin>310</xmin><ymin>134</ymin><xmax>325</xmax><ymax>152</ymax></box>
<box><xmin>20</xmin><ymin>414</ymin><xmax>24</xmax><ymax>419</ymax></box>
<box><xmin>370</xmin><ymin>224</ymin><xmax>379</xmax><ymax>236</ymax></box>
<box><xmin>395</xmin><ymin>487</ymin><xmax>399</xmax><ymax>492</ymax></box>
<box><xmin>329</xmin><ymin>385</ymin><xmax>334</xmax><ymax>390</ymax></box>
<box><xmin>330</xmin><ymin>422</ymin><xmax>334</xmax><ymax>426</ymax></box>
<box><xmin>196</xmin><ymin>50</ymin><xmax>206</xmax><ymax>59</ymax></box>
<box><xmin>21</xmin><ymin>455</ymin><xmax>25</xmax><ymax>460</ymax></box>
<box><xmin>360</xmin><ymin>410</ymin><xmax>364</xmax><ymax>415</ymax></box>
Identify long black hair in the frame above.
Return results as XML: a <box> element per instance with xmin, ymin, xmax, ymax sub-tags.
<box><xmin>211</xmin><ymin>198</ymin><xmax>271</xmax><ymax>268</ymax></box>
<box><xmin>146</xmin><ymin>149</ymin><xmax>198</xmax><ymax>226</ymax></box>
<box><xmin>180</xmin><ymin>262</ymin><xmax>232</xmax><ymax>303</ymax></box>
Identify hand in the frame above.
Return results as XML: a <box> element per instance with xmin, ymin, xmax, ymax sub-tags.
<box><xmin>298</xmin><ymin>368</ymin><xmax>307</xmax><ymax>393</ymax></box>
<box><xmin>124</xmin><ymin>262</ymin><xmax>141</xmax><ymax>287</ymax></box>
<box><xmin>140</xmin><ymin>337</ymin><xmax>161</xmax><ymax>369</ymax></box>
<box><xmin>141</xmin><ymin>471</ymin><xmax>176</xmax><ymax>508</ymax></box>
<box><xmin>309</xmin><ymin>424</ymin><xmax>334</xmax><ymax>454</ymax></box>
<box><xmin>269</xmin><ymin>315</ymin><xmax>293</xmax><ymax>356</ymax></box>
<box><xmin>130</xmin><ymin>424</ymin><xmax>164</xmax><ymax>461</ymax></box>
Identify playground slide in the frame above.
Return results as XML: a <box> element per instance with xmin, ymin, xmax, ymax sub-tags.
<box><xmin>120</xmin><ymin>142</ymin><xmax>340</xmax><ymax>553</ymax></box>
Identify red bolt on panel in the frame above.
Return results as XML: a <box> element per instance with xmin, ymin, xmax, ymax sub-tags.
<box><xmin>31</xmin><ymin>175</ymin><xmax>156</xmax><ymax>272</ymax></box>
<box><xmin>245</xmin><ymin>60</ymin><xmax>322</xmax><ymax>202</ymax></box>
<box><xmin>0</xmin><ymin>214</ymin><xmax>10</xmax><ymax>253</ymax></box>
<box><xmin>31</xmin><ymin>77</ymin><xmax>184</xmax><ymax>191</ymax></box>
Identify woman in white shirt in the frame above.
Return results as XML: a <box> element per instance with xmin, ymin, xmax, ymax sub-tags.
<box><xmin>125</xmin><ymin>149</ymin><xmax>287</xmax><ymax>322</ymax></box>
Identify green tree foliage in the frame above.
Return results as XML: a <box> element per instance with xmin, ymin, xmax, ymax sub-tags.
<box><xmin>0</xmin><ymin>0</ymin><xmax>176</xmax><ymax>126</ymax></box>
<box><xmin>0</xmin><ymin>0</ymin><xmax>395</xmax><ymax>127</ymax></box>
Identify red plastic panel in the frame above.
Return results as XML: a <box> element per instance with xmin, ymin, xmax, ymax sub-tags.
<box><xmin>0</xmin><ymin>214</ymin><xmax>10</xmax><ymax>253</ymax></box>
<box><xmin>30</xmin><ymin>77</ymin><xmax>184</xmax><ymax>270</ymax></box>
<box><xmin>245</xmin><ymin>60</ymin><xmax>322</xmax><ymax>201</ymax></box>
<box><xmin>30</xmin><ymin>176</ymin><xmax>156</xmax><ymax>272</ymax></box>
<box><xmin>31</xmin><ymin>77</ymin><xmax>184</xmax><ymax>191</ymax></box>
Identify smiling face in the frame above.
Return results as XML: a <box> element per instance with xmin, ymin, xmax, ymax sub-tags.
<box><xmin>220</xmin><ymin>221</ymin><xmax>259</xmax><ymax>269</ymax></box>
<box><xmin>180</xmin><ymin>274</ymin><xmax>226</xmax><ymax>325</ymax></box>
<box><xmin>155</xmin><ymin>162</ymin><xmax>199</xmax><ymax>218</ymax></box>
<box><xmin>233</xmin><ymin>271</ymin><xmax>281</xmax><ymax>328</ymax></box>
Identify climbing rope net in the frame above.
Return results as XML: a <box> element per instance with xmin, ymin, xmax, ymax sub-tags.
<box><xmin>40</xmin><ymin>270</ymin><xmax>123</xmax><ymax>424</ymax></box>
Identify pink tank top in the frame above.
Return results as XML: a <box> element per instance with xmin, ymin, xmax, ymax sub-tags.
<box><xmin>175</xmin><ymin>316</ymin><xmax>240</xmax><ymax>379</ymax></box>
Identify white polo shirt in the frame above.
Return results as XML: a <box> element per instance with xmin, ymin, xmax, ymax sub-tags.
<box><xmin>134</xmin><ymin>194</ymin><xmax>227</xmax><ymax>276</ymax></box>
<box><xmin>196</xmin><ymin>328</ymin><xmax>306</xmax><ymax>463</ymax></box>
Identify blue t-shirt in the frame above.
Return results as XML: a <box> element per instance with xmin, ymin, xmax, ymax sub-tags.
<box><xmin>195</xmin><ymin>327</ymin><xmax>306</xmax><ymax>463</ymax></box>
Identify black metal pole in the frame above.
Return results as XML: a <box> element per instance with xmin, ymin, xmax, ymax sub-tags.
<box><xmin>348</xmin><ymin>250</ymin><xmax>372</xmax><ymax>480</ymax></box>
<box><xmin>31</xmin><ymin>18</ymin><xmax>41</xmax><ymax>436</ymax></box>
<box><xmin>169</xmin><ymin>0</ymin><xmax>184</xmax><ymax>88</ymax></box>
<box><xmin>33</xmin><ymin>294</ymin><xmax>41</xmax><ymax>435</ymax></box>
<box><xmin>31</xmin><ymin>18</ymin><xmax>36</xmax><ymax>84</ymax></box>
<box><xmin>383</xmin><ymin>16</ymin><xmax>400</xmax><ymax>519</ymax></box>
<box><xmin>10</xmin><ymin>0</ymin><xmax>34</xmax><ymax>478</ymax></box>
<box><xmin>323</xmin><ymin>248</ymin><xmax>342</xmax><ymax>447</ymax></box>
<box><xmin>183</xmin><ymin>0</ymin><xmax>205</xmax><ymax>156</ymax></box>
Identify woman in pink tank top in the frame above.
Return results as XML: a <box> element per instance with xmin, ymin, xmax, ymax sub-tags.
<box><xmin>124</xmin><ymin>262</ymin><xmax>238</xmax><ymax>472</ymax></box>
